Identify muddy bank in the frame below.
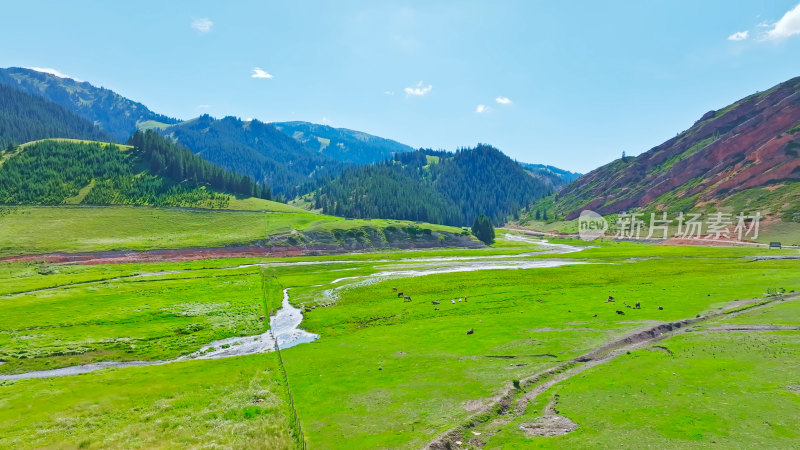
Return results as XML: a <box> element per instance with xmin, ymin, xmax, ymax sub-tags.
<box><xmin>0</xmin><ymin>231</ymin><xmax>481</xmax><ymax>265</ymax></box>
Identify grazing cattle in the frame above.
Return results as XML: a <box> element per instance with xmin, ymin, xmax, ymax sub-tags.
<box><xmin>397</xmin><ymin>292</ymin><xmax>404</xmax><ymax>297</ymax></box>
<box><xmin>403</xmin><ymin>296</ymin><xmax>411</xmax><ymax>302</ymax></box>
<box><xmin>435</xmin><ymin>308</ymin><xmax>439</xmax><ymax>311</ymax></box>
<box><xmin>393</xmin><ymin>287</ymin><xmax>397</xmax><ymax>292</ymax></box>
<box><xmin>451</xmin><ymin>300</ymin><xmax>456</xmax><ymax>304</ymax></box>
<box><xmin>259</xmin><ymin>316</ymin><xmax>265</xmax><ymax>321</ymax></box>
<box><xmin>658</xmin><ymin>306</ymin><xmax>664</xmax><ymax>310</ymax></box>
<box><xmin>458</xmin><ymin>299</ymin><xmax>462</xmax><ymax>302</ymax></box>
<box><xmin>593</xmin><ymin>314</ymin><xmax>598</xmax><ymax>317</ymax></box>
<box><xmin>616</xmin><ymin>310</ymin><xmax>625</xmax><ymax>315</ymax></box>
<box><xmin>635</xmin><ymin>302</ymin><xmax>641</xmax><ymax>309</ymax></box>
<box><xmin>432</xmin><ymin>301</ymin><xmax>440</xmax><ymax>305</ymax></box>
<box><xmin>466</xmin><ymin>328</ymin><xmax>474</xmax><ymax>335</ymax></box>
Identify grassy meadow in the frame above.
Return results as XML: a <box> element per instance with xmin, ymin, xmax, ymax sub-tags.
<box><xmin>485</xmin><ymin>305</ymin><xmax>800</xmax><ymax>448</ymax></box>
<box><xmin>1</xmin><ymin>227</ymin><xmax>798</xmax><ymax>448</ymax></box>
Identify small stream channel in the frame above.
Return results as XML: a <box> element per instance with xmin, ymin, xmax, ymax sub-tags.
<box><xmin>0</xmin><ymin>238</ymin><xmax>584</xmax><ymax>381</ymax></box>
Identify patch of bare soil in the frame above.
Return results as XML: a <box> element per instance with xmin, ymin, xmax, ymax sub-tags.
<box><xmin>519</xmin><ymin>415</ymin><xmax>578</xmax><ymax>437</ymax></box>
<box><xmin>462</xmin><ymin>399</ymin><xmax>487</xmax><ymax>413</ymax></box>
<box><xmin>519</xmin><ymin>395</ymin><xmax>578</xmax><ymax>437</ymax></box>
<box><xmin>787</xmin><ymin>385</ymin><xmax>800</xmax><ymax>394</ymax></box>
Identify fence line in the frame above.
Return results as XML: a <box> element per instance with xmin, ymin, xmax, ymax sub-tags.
<box><xmin>262</xmin><ymin>271</ymin><xmax>308</xmax><ymax>449</ymax></box>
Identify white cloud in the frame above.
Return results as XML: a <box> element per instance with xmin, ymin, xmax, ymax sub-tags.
<box><xmin>766</xmin><ymin>3</ymin><xmax>800</xmax><ymax>40</ymax></box>
<box><xmin>27</xmin><ymin>67</ymin><xmax>80</xmax><ymax>81</ymax></box>
<box><xmin>196</xmin><ymin>104</ymin><xmax>210</xmax><ymax>109</ymax></box>
<box><xmin>251</xmin><ymin>67</ymin><xmax>274</xmax><ymax>79</ymax></box>
<box><xmin>475</xmin><ymin>104</ymin><xmax>489</xmax><ymax>113</ymax></box>
<box><xmin>404</xmin><ymin>81</ymin><xmax>432</xmax><ymax>96</ymax></box>
<box><xmin>728</xmin><ymin>30</ymin><xmax>749</xmax><ymax>41</ymax></box>
<box><xmin>384</xmin><ymin>90</ymin><xmax>395</xmax><ymax>96</ymax></box>
<box><xmin>495</xmin><ymin>96</ymin><xmax>512</xmax><ymax>105</ymax></box>
<box><xmin>321</xmin><ymin>116</ymin><xmax>331</xmax><ymax>125</ymax></box>
<box><xmin>191</xmin><ymin>18</ymin><xmax>213</xmax><ymax>33</ymax></box>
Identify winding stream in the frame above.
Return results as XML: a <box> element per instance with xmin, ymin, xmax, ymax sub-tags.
<box><xmin>0</xmin><ymin>238</ymin><xmax>584</xmax><ymax>381</ymax></box>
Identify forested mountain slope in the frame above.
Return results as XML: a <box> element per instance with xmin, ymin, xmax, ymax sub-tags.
<box><xmin>160</xmin><ymin>115</ymin><xmax>343</xmax><ymax>197</ymax></box>
<box><xmin>0</xmin><ymin>84</ymin><xmax>114</xmax><ymax>149</ymax></box>
<box><xmin>0</xmin><ymin>67</ymin><xmax>179</xmax><ymax>141</ymax></box>
<box><xmin>273</xmin><ymin>121</ymin><xmax>415</xmax><ymax>164</ymax></box>
<box><xmin>313</xmin><ymin>145</ymin><xmax>557</xmax><ymax>226</ymax></box>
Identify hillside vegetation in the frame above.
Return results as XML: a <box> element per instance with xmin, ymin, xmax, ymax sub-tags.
<box><xmin>0</xmin><ymin>135</ymin><xmax>266</xmax><ymax>208</ymax></box>
<box><xmin>160</xmin><ymin>115</ymin><xmax>343</xmax><ymax>197</ymax></box>
<box><xmin>0</xmin><ymin>67</ymin><xmax>179</xmax><ymax>142</ymax></box>
<box><xmin>314</xmin><ymin>145</ymin><xmax>558</xmax><ymax>226</ymax></box>
<box><xmin>0</xmin><ymin>84</ymin><xmax>114</xmax><ymax>149</ymax></box>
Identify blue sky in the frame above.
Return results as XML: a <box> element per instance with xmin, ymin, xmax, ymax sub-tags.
<box><xmin>2</xmin><ymin>1</ymin><xmax>800</xmax><ymax>172</ymax></box>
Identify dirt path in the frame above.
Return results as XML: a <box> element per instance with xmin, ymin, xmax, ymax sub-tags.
<box><xmin>425</xmin><ymin>293</ymin><xmax>800</xmax><ymax>449</ymax></box>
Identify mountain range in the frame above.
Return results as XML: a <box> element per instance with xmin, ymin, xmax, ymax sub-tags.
<box><xmin>0</xmin><ymin>66</ymin><xmax>572</xmax><ymax>225</ymax></box>
<box><xmin>3</xmin><ymin>65</ymin><xmax>799</xmax><ymax>232</ymax></box>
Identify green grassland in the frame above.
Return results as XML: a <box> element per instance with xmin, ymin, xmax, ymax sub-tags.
<box><xmin>281</xmin><ymin>254</ymin><xmax>800</xmax><ymax>448</ymax></box>
<box><xmin>1</xmin><ymin>232</ymin><xmax>798</xmax><ymax>448</ymax></box>
<box><xmin>0</xmin><ymin>354</ymin><xmax>295</xmax><ymax>449</ymax></box>
<box><xmin>485</xmin><ymin>300</ymin><xmax>800</xmax><ymax>448</ymax></box>
<box><xmin>0</xmin><ymin>266</ymin><xmax>276</xmax><ymax>373</ymax></box>
<box><xmin>0</xmin><ymin>206</ymin><xmax>272</xmax><ymax>256</ymax></box>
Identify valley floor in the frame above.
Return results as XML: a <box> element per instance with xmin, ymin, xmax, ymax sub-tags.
<box><xmin>1</xmin><ymin>227</ymin><xmax>799</xmax><ymax>448</ymax></box>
